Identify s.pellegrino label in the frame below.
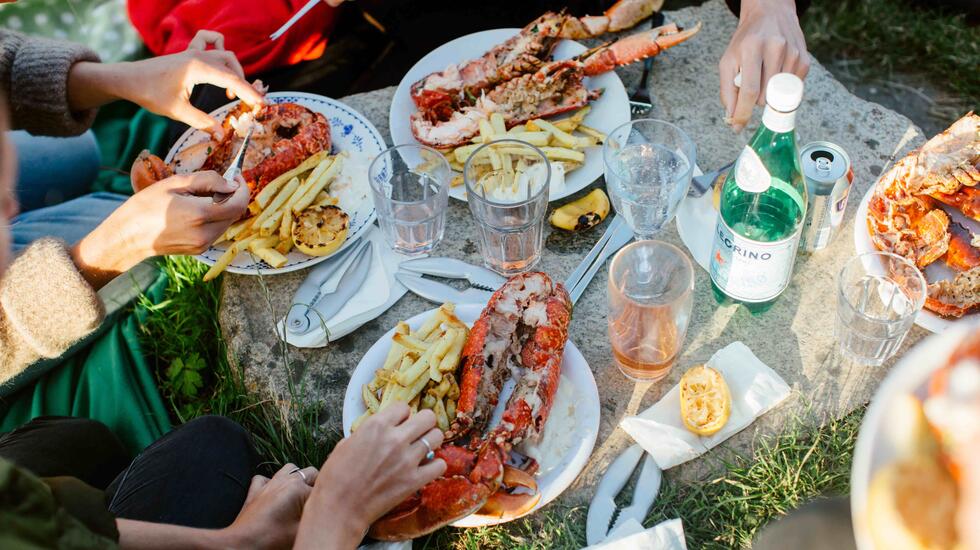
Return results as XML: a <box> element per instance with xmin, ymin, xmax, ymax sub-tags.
<box><xmin>710</xmin><ymin>217</ymin><xmax>801</xmax><ymax>302</ymax></box>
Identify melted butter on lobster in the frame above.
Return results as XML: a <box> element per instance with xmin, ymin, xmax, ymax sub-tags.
<box><xmin>369</xmin><ymin>272</ymin><xmax>572</xmax><ymax>541</ymax></box>
<box><xmin>410</xmin><ymin>21</ymin><xmax>700</xmax><ymax>148</ymax></box>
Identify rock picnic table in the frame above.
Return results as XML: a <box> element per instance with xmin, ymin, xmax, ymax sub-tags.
<box><xmin>220</xmin><ymin>0</ymin><xmax>928</xmax><ymax>501</ymax></box>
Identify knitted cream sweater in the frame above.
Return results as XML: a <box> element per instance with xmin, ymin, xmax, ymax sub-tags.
<box><xmin>0</xmin><ymin>239</ymin><xmax>104</xmax><ymax>382</ymax></box>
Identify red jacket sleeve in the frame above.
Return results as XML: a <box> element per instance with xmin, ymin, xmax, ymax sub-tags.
<box><xmin>127</xmin><ymin>0</ymin><xmax>336</xmax><ymax>77</ymax></box>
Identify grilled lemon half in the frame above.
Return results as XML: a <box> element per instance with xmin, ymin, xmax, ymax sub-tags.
<box><xmin>679</xmin><ymin>365</ymin><xmax>731</xmax><ymax>436</ymax></box>
<box><xmin>292</xmin><ymin>205</ymin><xmax>349</xmax><ymax>257</ymax></box>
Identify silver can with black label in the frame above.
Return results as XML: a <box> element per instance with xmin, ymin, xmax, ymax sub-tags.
<box><xmin>799</xmin><ymin>141</ymin><xmax>853</xmax><ymax>252</ymax></box>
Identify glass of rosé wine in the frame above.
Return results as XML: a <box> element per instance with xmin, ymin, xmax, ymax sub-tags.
<box><xmin>608</xmin><ymin>240</ymin><xmax>694</xmax><ymax>381</ymax></box>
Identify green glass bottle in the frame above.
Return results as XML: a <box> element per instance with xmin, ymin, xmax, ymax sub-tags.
<box><xmin>709</xmin><ymin>73</ymin><xmax>808</xmax><ymax>314</ymax></box>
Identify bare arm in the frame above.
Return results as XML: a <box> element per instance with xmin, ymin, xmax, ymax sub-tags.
<box><xmin>117</xmin><ymin>520</ymin><xmax>235</xmax><ymax>550</ymax></box>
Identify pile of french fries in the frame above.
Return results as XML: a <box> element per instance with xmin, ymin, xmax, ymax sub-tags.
<box><xmin>442</xmin><ymin>107</ymin><xmax>606</xmax><ymax>188</ymax></box>
<box><xmin>353</xmin><ymin>303</ymin><xmax>470</xmax><ymax>433</ymax></box>
<box><xmin>203</xmin><ymin>151</ymin><xmax>347</xmax><ymax>281</ymax></box>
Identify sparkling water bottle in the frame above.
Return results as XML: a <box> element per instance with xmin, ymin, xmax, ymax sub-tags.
<box><xmin>709</xmin><ymin>73</ymin><xmax>808</xmax><ymax>314</ymax></box>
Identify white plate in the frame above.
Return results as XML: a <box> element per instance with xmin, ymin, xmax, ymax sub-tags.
<box><xmin>853</xmin><ymin>184</ymin><xmax>975</xmax><ymax>333</ymax></box>
<box><xmin>389</xmin><ymin>29</ymin><xmax>631</xmax><ymax>203</ymax></box>
<box><xmin>342</xmin><ymin>303</ymin><xmax>601</xmax><ymax>528</ymax></box>
<box><xmin>850</xmin><ymin>323</ymin><xmax>973</xmax><ymax>550</ymax></box>
<box><xmin>166</xmin><ymin>92</ymin><xmax>387</xmax><ymax>275</ymax></box>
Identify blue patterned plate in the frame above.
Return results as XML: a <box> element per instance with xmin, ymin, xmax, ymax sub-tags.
<box><xmin>164</xmin><ymin>92</ymin><xmax>386</xmax><ymax>275</ymax></box>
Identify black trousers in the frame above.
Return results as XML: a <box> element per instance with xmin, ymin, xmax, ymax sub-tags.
<box><xmin>0</xmin><ymin>415</ymin><xmax>260</xmax><ymax>529</ymax></box>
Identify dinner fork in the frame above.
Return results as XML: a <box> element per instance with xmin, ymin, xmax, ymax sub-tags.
<box><xmin>629</xmin><ymin>58</ymin><xmax>654</xmax><ymax>117</ymax></box>
<box><xmin>215</xmin><ymin>127</ymin><xmax>253</xmax><ymax>204</ymax></box>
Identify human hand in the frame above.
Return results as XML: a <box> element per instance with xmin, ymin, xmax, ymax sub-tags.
<box><xmin>719</xmin><ymin>0</ymin><xmax>809</xmax><ymax>132</ymax></box>
<box><xmin>217</xmin><ymin>463</ymin><xmax>318</xmax><ymax>549</ymax></box>
<box><xmin>72</xmin><ymin>171</ymin><xmax>248</xmax><ymax>289</ymax></box>
<box><xmin>294</xmin><ymin>404</ymin><xmax>446</xmax><ymax>548</ymax></box>
<box><xmin>68</xmin><ymin>31</ymin><xmax>264</xmax><ymax>134</ymax></box>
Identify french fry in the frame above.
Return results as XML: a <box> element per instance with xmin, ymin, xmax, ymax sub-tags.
<box><xmin>409</xmin><ymin>394</ymin><xmax>420</xmax><ymax>413</ymax></box>
<box><xmin>446</xmin><ymin>399</ymin><xmax>456</xmax><ymax>421</ymax></box>
<box><xmin>393</xmin><ymin>333</ymin><xmax>428</xmax><ymax>352</ymax></box>
<box><xmin>396</xmin><ymin>343</ymin><xmax>441</xmax><ymax>386</ymax></box>
<box><xmin>288</xmin><ymin>156</ymin><xmax>335</xmax><ymax>212</ymax></box>
<box><xmin>533</xmin><ymin>119</ymin><xmax>592</xmax><ymax>149</ymax></box>
<box><xmin>219</xmin><ymin>218</ymin><xmax>253</xmax><ymax>243</ymax></box>
<box><xmin>439</xmin><ymin>329</ymin><xmax>466</xmax><ymax>372</ymax></box>
<box><xmin>255</xmin><ymin>150</ymin><xmax>329</xmax><ymax>208</ymax></box>
<box><xmin>258</xmin><ymin>210</ymin><xmax>284</xmax><ymax>237</ymax></box>
<box><xmin>450</xmin><ymin>174</ymin><xmax>464</xmax><ymax>187</ymax></box>
<box><xmin>421</xmin><ymin>394</ymin><xmax>437</xmax><ymax>410</ymax></box>
<box><xmin>248</xmin><ymin>236</ymin><xmax>279</xmax><ymax>251</ymax></box>
<box><xmin>293</xmin><ymin>154</ymin><xmax>346</xmax><ymax>213</ymax></box>
<box><xmin>490</xmin><ymin>113</ymin><xmax>506</xmax><ymax>135</ymax></box>
<box><xmin>275</xmin><ymin>240</ymin><xmax>293</xmax><ymax>256</ymax></box>
<box><xmin>447</xmin><ymin>375</ymin><xmax>460</xmax><ymax>400</ymax></box>
<box><xmin>414</xmin><ymin>304</ymin><xmax>454</xmax><ymax>340</ymax></box>
<box><xmin>540</xmin><ymin>147</ymin><xmax>586</xmax><ymax>163</ymax></box>
<box><xmin>478</xmin><ymin>118</ymin><xmax>495</xmax><ymax>143</ymax></box>
<box><xmin>313</xmin><ymin>191</ymin><xmax>337</xmax><ymax>208</ymax></box>
<box><xmin>577</xmin><ymin>124</ymin><xmax>606</xmax><ymax>142</ymax></box>
<box><xmin>433</xmin><ymin>398</ymin><xmax>450</xmax><ymax>432</ymax></box>
<box><xmin>429</xmin><ymin>376</ymin><xmax>451</xmax><ymax>399</ymax></box>
<box><xmin>362</xmin><ymin>384</ymin><xmax>381</xmax><ymax>413</ymax></box>
<box><xmin>203</xmin><ymin>235</ymin><xmax>255</xmax><ymax>282</ymax></box>
<box><xmin>254</xmin><ymin>177</ymin><xmax>300</xmax><ymax>228</ymax></box>
<box><xmin>251</xmin><ymin>246</ymin><xmax>288</xmax><ymax>268</ymax></box>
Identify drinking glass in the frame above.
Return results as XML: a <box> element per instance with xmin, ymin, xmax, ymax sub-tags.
<box><xmin>608</xmin><ymin>240</ymin><xmax>695</xmax><ymax>381</ymax></box>
<box><xmin>603</xmin><ymin>119</ymin><xmax>696</xmax><ymax>239</ymax></box>
<box><xmin>464</xmin><ymin>139</ymin><xmax>550</xmax><ymax>275</ymax></box>
<box><xmin>369</xmin><ymin>144</ymin><xmax>450</xmax><ymax>256</ymax></box>
<box><xmin>836</xmin><ymin>252</ymin><xmax>927</xmax><ymax>366</ymax></box>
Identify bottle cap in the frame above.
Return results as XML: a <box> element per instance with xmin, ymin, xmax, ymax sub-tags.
<box><xmin>765</xmin><ymin>73</ymin><xmax>804</xmax><ymax>113</ymax></box>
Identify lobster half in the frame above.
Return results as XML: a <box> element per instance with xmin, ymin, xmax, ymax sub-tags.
<box><xmin>410</xmin><ymin>21</ymin><xmax>701</xmax><ymax>149</ymax></box>
<box><xmin>369</xmin><ymin>272</ymin><xmax>573</xmax><ymax>541</ymax></box>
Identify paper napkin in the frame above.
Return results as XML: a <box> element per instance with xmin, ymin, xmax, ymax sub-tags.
<box><xmin>586</xmin><ymin>518</ymin><xmax>687</xmax><ymax>550</ymax></box>
<box><xmin>276</xmin><ymin>226</ymin><xmax>413</xmax><ymax>348</ymax></box>
<box><xmin>621</xmin><ymin>342</ymin><xmax>791</xmax><ymax>470</ymax></box>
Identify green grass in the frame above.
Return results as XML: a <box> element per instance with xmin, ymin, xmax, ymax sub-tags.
<box><xmin>804</xmin><ymin>0</ymin><xmax>980</xmax><ymax>108</ymax></box>
<box><xmin>136</xmin><ymin>256</ymin><xmax>335</xmax><ymax>472</ymax></box>
<box><xmin>136</xmin><ymin>258</ymin><xmax>864</xmax><ymax>549</ymax></box>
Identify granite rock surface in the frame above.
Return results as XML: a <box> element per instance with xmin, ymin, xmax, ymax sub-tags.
<box><xmin>219</xmin><ymin>0</ymin><xmax>928</xmax><ymax>503</ymax></box>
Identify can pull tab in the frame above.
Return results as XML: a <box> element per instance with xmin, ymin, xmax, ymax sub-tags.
<box><xmin>815</xmin><ymin>156</ymin><xmax>832</xmax><ymax>174</ymax></box>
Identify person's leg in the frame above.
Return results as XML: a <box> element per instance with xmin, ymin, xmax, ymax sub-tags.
<box><xmin>10</xmin><ymin>130</ymin><xmax>102</xmax><ymax>212</ymax></box>
<box><xmin>106</xmin><ymin>415</ymin><xmax>260</xmax><ymax>528</ymax></box>
<box><xmin>10</xmin><ymin>191</ymin><xmax>127</xmax><ymax>252</ymax></box>
<box><xmin>0</xmin><ymin>416</ymin><xmax>131</xmax><ymax>490</ymax></box>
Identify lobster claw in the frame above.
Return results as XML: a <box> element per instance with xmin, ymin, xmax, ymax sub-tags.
<box><xmin>478</xmin><ymin>466</ymin><xmax>542</xmax><ymax>519</ymax></box>
<box><xmin>582</xmin><ymin>21</ymin><xmax>702</xmax><ymax>76</ymax></box>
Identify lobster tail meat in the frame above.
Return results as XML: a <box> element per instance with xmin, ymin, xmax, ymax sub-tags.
<box><xmin>449</xmin><ymin>272</ymin><xmax>572</xmax><ymax>443</ymax></box>
<box><xmin>370</xmin><ymin>273</ymin><xmax>572</xmax><ymax>540</ymax></box>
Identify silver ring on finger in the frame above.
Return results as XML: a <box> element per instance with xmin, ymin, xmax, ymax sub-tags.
<box><xmin>289</xmin><ymin>467</ymin><xmax>308</xmax><ymax>483</ymax></box>
<box><xmin>419</xmin><ymin>436</ymin><xmax>435</xmax><ymax>462</ymax></box>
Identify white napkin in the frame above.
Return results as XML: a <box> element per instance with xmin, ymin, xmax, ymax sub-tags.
<box><xmin>587</xmin><ymin>518</ymin><xmax>687</xmax><ymax>550</ymax></box>
<box><xmin>621</xmin><ymin>342</ymin><xmax>791</xmax><ymax>470</ymax></box>
<box><xmin>276</xmin><ymin>226</ymin><xmax>412</xmax><ymax>347</ymax></box>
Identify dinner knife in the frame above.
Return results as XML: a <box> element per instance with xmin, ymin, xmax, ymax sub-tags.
<box><xmin>586</xmin><ymin>444</ymin><xmax>645</xmax><ymax>546</ymax></box>
<box><xmin>394</xmin><ymin>272</ymin><xmax>493</xmax><ymax>304</ymax></box>
<box><xmin>286</xmin><ymin>240</ymin><xmax>371</xmax><ymax>334</ymax></box>
<box><xmin>399</xmin><ymin>257</ymin><xmax>506</xmax><ymax>291</ymax></box>
<box><xmin>688</xmin><ymin>160</ymin><xmax>734</xmax><ymax>198</ymax></box>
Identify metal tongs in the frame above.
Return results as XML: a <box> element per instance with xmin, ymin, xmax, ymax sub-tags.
<box><xmin>215</xmin><ymin>126</ymin><xmax>253</xmax><ymax>203</ymax></box>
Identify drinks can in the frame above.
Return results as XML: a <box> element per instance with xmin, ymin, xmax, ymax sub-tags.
<box><xmin>799</xmin><ymin>141</ymin><xmax>853</xmax><ymax>252</ymax></box>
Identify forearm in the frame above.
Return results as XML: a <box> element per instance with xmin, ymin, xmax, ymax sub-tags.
<box><xmin>294</xmin><ymin>490</ymin><xmax>367</xmax><ymax>550</ymax></box>
<box><xmin>67</xmin><ymin>61</ymin><xmax>129</xmax><ymax>113</ymax></box>
<box><xmin>70</xmin><ymin>217</ymin><xmax>145</xmax><ymax>290</ymax></box>
<box><xmin>117</xmin><ymin>520</ymin><xmax>236</xmax><ymax>550</ymax></box>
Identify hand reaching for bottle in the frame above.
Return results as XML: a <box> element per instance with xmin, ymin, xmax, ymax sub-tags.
<box><xmin>719</xmin><ymin>0</ymin><xmax>809</xmax><ymax>132</ymax></box>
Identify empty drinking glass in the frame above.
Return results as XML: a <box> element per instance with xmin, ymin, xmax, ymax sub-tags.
<box><xmin>464</xmin><ymin>139</ymin><xmax>550</xmax><ymax>275</ymax></box>
<box><xmin>836</xmin><ymin>252</ymin><xmax>927</xmax><ymax>366</ymax></box>
<box><xmin>608</xmin><ymin>240</ymin><xmax>695</xmax><ymax>382</ymax></box>
<box><xmin>369</xmin><ymin>145</ymin><xmax>450</xmax><ymax>256</ymax></box>
<box><xmin>603</xmin><ymin>119</ymin><xmax>696</xmax><ymax>239</ymax></box>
